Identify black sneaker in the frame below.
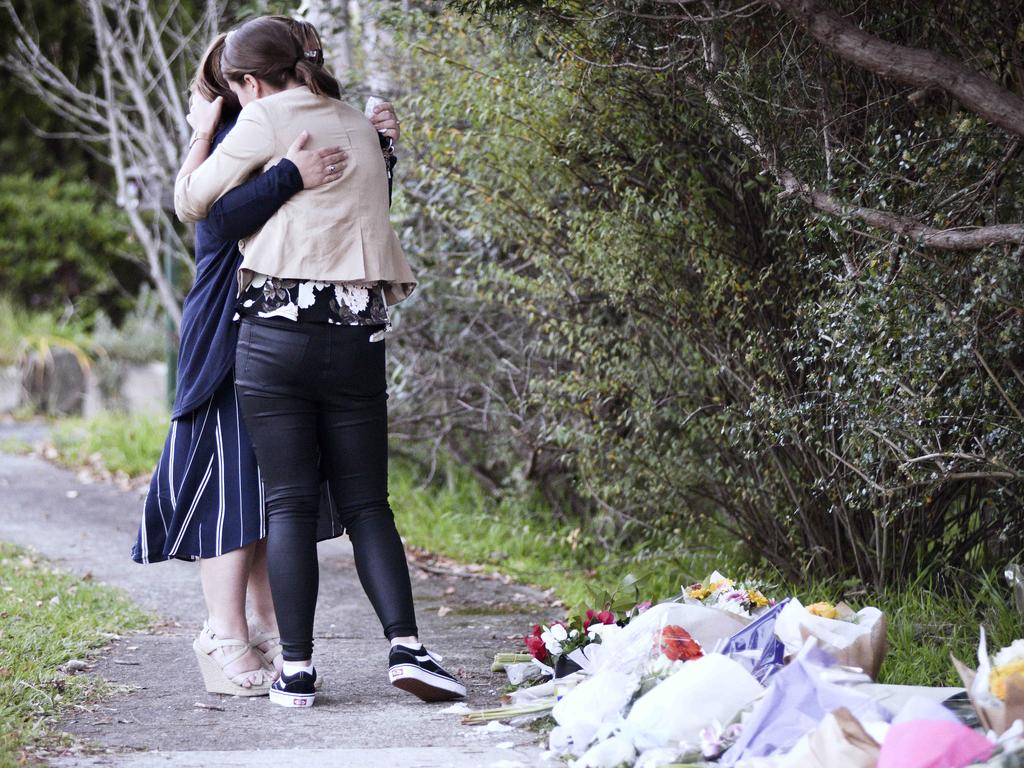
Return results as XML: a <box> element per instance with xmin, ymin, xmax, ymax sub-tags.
<box><xmin>269</xmin><ymin>667</ymin><xmax>318</xmax><ymax>708</ymax></box>
<box><xmin>388</xmin><ymin>644</ymin><xmax>466</xmax><ymax>702</ymax></box>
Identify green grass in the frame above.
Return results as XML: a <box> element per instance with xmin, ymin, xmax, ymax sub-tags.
<box><xmin>41</xmin><ymin>413</ymin><xmax>1024</xmax><ymax>688</ymax></box>
<box><xmin>389</xmin><ymin>457</ymin><xmax>744</xmax><ymax>610</ymax></box>
<box><xmin>0</xmin><ymin>438</ymin><xmax>31</xmax><ymax>456</ymax></box>
<box><xmin>0</xmin><ymin>542</ymin><xmax>149</xmax><ymax>767</ymax></box>
<box><xmin>51</xmin><ymin>412</ymin><xmax>168</xmax><ymax>478</ymax></box>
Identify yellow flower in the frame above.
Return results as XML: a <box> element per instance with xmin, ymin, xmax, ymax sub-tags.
<box><xmin>991</xmin><ymin>660</ymin><xmax>1024</xmax><ymax>701</ymax></box>
<box><xmin>750</xmin><ymin>590</ymin><xmax>769</xmax><ymax>608</ymax></box>
<box><xmin>688</xmin><ymin>586</ymin><xmax>712</xmax><ymax>600</ymax></box>
<box><xmin>807</xmin><ymin>602</ymin><xmax>839</xmax><ymax>619</ymax></box>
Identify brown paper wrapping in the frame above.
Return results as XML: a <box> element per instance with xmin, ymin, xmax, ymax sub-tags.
<box><xmin>798</xmin><ymin>602</ymin><xmax>889</xmax><ymax>680</ymax></box>
<box><xmin>952</xmin><ymin>654</ymin><xmax>1024</xmax><ymax>734</ymax></box>
<box><xmin>804</xmin><ymin>707</ymin><xmax>881</xmax><ymax>768</ymax></box>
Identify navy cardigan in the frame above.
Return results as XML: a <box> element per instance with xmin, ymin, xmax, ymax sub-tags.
<box><xmin>170</xmin><ymin>120</ymin><xmax>303</xmax><ymax>418</ymax></box>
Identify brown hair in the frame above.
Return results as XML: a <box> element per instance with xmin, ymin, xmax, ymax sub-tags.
<box><xmin>192</xmin><ymin>33</ymin><xmax>242</xmax><ymax>125</ymax></box>
<box><xmin>221</xmin><ymin>16</ymin><xmax>341</xmax><ymax>100</ymax></box>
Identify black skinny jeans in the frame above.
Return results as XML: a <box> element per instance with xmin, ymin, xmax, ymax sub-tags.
<box><xmin>235</xmin><ymin>318</ymin><xmax>418</xmax><ymax>660</ymax></box>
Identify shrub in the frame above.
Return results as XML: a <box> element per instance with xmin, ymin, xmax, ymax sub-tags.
<box><xmin>387</xmin><ymin>7</ymin><xmax>1024</xmax><ymax>589</ymax></box>
<box><xmin>0</xmin><ymin>173</ymin><xmax>145</xmax><ymax>321</ymax></box>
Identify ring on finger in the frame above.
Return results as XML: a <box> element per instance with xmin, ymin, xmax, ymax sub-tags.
<box><xmin>328</xmin><ymin>164</ymin><xmax>336</xmax><ymax>173</ymax></box>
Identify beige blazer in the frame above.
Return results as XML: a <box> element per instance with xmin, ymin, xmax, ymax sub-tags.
<box><xmin>174</xmin><ymin>86</ymin><xmax>416</xmax><ymax>305</ymax></box>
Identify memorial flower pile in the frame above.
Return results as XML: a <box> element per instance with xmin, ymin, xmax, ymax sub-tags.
<box><xmin>465</xmin><ymin>568</ymin><xmax>1024</xmax><ymax>767</ymax></box>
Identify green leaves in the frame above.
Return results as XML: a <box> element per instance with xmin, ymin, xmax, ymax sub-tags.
<box><xmin>0</xmin><ymin>174</ymin><xmax>144</xmax><ymax>321</ymax></box>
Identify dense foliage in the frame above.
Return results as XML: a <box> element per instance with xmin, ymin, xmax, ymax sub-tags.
<box><xmin>0</xmin><ymin>174</ymin><xmax>144</xmax><ymax>320</ymax></box>
<box><xmin>386</xmin><ymin>3</ymin><xmax>1024</xmax><ymax>588</ymax></box>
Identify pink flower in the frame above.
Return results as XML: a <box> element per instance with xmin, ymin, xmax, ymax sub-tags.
<box><xmin>595</xmin><ymin>610</ymin><xmax>616</xmax><ymax>625</ymax></box>
<box><xmin>634</xmin><ymin>600</ymin><xmax>652</xmax><ymax>614</ymax></box>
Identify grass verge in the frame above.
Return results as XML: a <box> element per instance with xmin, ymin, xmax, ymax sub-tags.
<box><xmin>50</xmin><ymin>412</ymin><xmax>167</xmax><ymax>479</ymax></box>
<box><xmin>40</xmin><ymin>412</ymin><xmax>1023</xmax><ymax>688</ymax></box>
<box><xmin>0</xmin><ymin>542</ymin><xmax>149</xmax><ymax>767</ymax></box>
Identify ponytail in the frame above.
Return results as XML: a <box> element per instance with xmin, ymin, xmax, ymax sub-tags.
<box><xmin>221</xmin><ymin>16</ymin><xmax>341</xmax><ymax>101</ymax></box>
<box><xmin>292</xmin><ymin>59</ymin><xmax>341</xmax><ymax>100</ymax></box>
<box><xmin>283</xmin><ymin>18</ymin><xmax>341</xmax><ymax>100</ymax></box>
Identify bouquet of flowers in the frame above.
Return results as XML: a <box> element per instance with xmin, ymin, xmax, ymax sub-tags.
<box><xmin>774</xmin><ymin>597</ymin><xmax>888</xmax><ymax>679</ymax></box>
<box><xmin>523</xmin><ymin>605</ymin><xmax>643</xmax><ymax>678</ymax></box>
<box><xmin>954</xmin><ymin>629</ymin><xmax>1024</xmax><ymax>734</ymax></box>
<box><xmin>683</xmin><ymin>570</ymin><xmax>775</xmax><ymax>617</ymax></box>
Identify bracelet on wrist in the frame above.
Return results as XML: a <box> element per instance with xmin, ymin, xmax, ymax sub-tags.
<box><xmin>189</xmin><ymin>130</ymin><xmax>213</xmax><ymax>149</ymax></box>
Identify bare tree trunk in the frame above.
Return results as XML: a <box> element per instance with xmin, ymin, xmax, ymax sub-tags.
<box><xmin>3</xmin><ymin>0</ymin><xmax>224</xmax><ymax>329</ymax></box>
<box><xmin>354</xmin><ymin>0</ymin><xmax>397</xmax><ymax>95</ymax></box>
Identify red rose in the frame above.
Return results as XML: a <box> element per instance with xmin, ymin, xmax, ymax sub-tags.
<box><xmin>584</xmin><ymin>609</ymin><xmax>615</xmax><ymax>631</ymax></box>
<box><xmin>656</xmin><ymin>625</ymin><xmax>703</xmax><ymax>662</ymax></box>
<box><xmin>531</xmin><ymin>624</ymin><xmax>543</xmax><ymax>638</ymax></box>
<box><xmin>525</xmin><ymin>634</ymin><xmax>549</xmax><ymax>662</ymax></box>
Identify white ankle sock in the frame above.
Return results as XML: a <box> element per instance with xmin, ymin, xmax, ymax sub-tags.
<box><xmin>282</xmin><ymin>660</ymin><xmax>314</xmax><ymax>677</ymax></box>
<box><xmin>391</xmin><ymin>638</ymin><xmax>421</xmax><ymax>650</ymax></box>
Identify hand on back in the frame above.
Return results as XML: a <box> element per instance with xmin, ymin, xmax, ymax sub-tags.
<box><xmin>285</xmin><ymin>131</ymin><xmax>347</xmax><ymax>189</ymax></box>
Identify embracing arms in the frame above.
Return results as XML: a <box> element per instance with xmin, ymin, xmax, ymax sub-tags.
<box><xmin>174</xmin><ymin>100</ymin><xmax>277</xmax><ymax>222</ymax></box>
<box><xmin>175</xmin><ymin>94</ymin><xmax>402</xmax><ymax>229</ymax></box>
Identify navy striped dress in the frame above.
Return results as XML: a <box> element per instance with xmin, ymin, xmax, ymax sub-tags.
<box><xmin>133</xmin><ymin>119</ymin><xmax>340</xmax><ymax>564</ymax></box>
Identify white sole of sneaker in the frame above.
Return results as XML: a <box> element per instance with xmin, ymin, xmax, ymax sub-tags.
<box><xmin>269</xmin><ymin>688</ymin><xmax>316</xmax><ymax>708</ymax></box>
<box><xmin>389</xmin><ymin>664</ymin><xmax>466</xmax><ymax>702</ymax></box>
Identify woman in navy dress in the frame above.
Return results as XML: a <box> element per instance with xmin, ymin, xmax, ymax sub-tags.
<box><xmin>132</xmin><ymin>31</ymin><xmax>400</xmax><ymax>695</ymax></box>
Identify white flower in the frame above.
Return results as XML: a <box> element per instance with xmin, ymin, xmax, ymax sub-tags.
<box><xmin>541</xmin><ymin>623</ymin><xmax>568</xmax><ymax>655</ymax></box>
<box><xmin>257</xmin><ymin>304</ymin><xmax>298</xmax><ymax>321</ymax></box>
<box><xmin>335</xmin><ymin>284</ymin><xmax>370</xmax><ymax>314</ymax></box>
<box><xmin>994</xmin><ymin>639</ymin><xmax>1024</xmax><ymax>668</ymax></box>
<box><xmin>297</xmin><ymin>280</ymin><xmax>328</xmax><ymax>309</ymax></box>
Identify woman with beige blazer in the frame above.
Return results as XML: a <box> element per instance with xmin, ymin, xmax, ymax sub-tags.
<box><xmin>175</xmin><ymin>15</ymin><xmax>464</xmax><ymax>709</ymax></box>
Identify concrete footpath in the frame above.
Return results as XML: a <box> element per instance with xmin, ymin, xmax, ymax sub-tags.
<box><xmin>0</xmin><ymin>447</ymin><xmax>552</xmax><ymax>768</ymax></box>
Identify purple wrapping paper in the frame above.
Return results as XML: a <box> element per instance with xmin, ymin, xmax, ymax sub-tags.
<box><xmin>720</xmin><ymin>642</ymin><xmax>892</xmax><ymax>765</ymax></box>
<box><xmin>720</xmin><ymin>598</ymin><xmax>790</xmax><ymax>685</ymax></box>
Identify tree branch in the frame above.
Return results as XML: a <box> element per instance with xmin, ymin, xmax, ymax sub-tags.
<box><xmin>700</xmin><ymin>81</ymin><xmax>1024</xmax><ymax>250</ymax></box>
<box><xmin>772</xmin><ymin>0</ymin><xmax>1024</xmax><ymax>139</ymax></box>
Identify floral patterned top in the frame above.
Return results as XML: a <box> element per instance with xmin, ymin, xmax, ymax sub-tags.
<box><xmin>236</xmin><ymin>273</ymin><xmax>391</xmax><ymax>339</ymax></box>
